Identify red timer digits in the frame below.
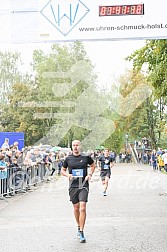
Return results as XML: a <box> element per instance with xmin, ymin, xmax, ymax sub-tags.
<box><xmin>99</xmin><ymin>4</ymin><xmax>144</xmax><ymax>16</ymax></box>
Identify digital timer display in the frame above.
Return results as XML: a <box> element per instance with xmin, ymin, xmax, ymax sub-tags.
<box><xmin>99</xmin><ymin>4</ymin><xmax>144</xmax><ymax>16</ymax></box>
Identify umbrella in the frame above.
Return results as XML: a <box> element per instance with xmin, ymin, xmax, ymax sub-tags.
<box><xmin>95</xmin><ymin>145</ymin><xmax>105</xmax><ymax>150</ymax></box>
<box><xmin>51</xmin><ymin>146</ymin><xmax>61</xmax><ymax>152</ymax></box>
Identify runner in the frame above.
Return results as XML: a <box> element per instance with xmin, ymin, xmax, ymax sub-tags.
<box><xmin>98</xmin><ymin>148</ymin><xmax>114</xmax><ymax>196</ymax></box>
<box><xmin>61</xmin><ymin>140</ymin><xmax>95</xmax><ymax>243</ymax></box>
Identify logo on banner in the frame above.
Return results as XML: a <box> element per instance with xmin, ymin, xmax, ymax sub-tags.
<box><xmin>40</xmin><ymin>0</ymin><xmax>90</xmax><ymax>36</ymax></box>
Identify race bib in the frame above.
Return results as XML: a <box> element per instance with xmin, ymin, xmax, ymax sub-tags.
<box><xmin>72</xmin><ymin>169</ymin><xmax>83</xmax><ymax>177</ymax></box>
<box><xmin>104</xmin><ymin>164</ymin><xmax>109</xmax><ymax>170</ymax></box>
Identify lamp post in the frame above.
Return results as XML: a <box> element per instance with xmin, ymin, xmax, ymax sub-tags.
<box><xmin>125</xmin><ymin>134</ymin><xmax>128</xmax><ymax>153</ymax></box>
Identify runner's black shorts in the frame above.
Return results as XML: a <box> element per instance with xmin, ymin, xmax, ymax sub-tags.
<box><xmin>100</xmin><ymin>171</ymin><xmax>111</xmax><ymax>181</ymax></box>
<box><xmin>69</xmin><ymin>187</ymin><xmax>89</xmax><ymax>204</ymax></box>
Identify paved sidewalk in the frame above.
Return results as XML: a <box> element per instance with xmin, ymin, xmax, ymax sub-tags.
<box><xmin>0</xmin><ymin>163</ymin><xmax>167</xmax><ymax>252</ymax></box>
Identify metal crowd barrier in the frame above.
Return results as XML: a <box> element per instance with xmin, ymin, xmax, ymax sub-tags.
<box><xmin>0</xmin><ymin>161</ymin><xmax>59</xmax><ymax>200</ymax></box>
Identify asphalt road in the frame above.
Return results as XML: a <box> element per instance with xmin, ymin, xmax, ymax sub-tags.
<box><xmin>0</xmin><ymin>163</ymin><xmax>167</xmax><ymax>252</ymax></box>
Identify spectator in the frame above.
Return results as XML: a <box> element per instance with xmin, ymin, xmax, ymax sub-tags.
<box><xmin>147</xmin><ymin>152</ymin><xmax>151</xmax><ymax>165</ymax></box>
<box><xmin>23</xmin><ymin>151</ymin><xmax>33</xmax><ymax>166</ymax></box>
<box><xmin>138</xmin><ymin>152</ymin><xmax>142</xmax><ymax>163</ymax></box>
<box><xmin>43</xmin><ymin>154</ymin><xmax>52</xmax><ymax>179</ymax></box>
<box><xmin>30</xmin><ymin>149</ymin><xmax>43</xmax><ymax>164</ymax></box>
<box><xmin>162</xmin><ymin>150</ymin><xmax>167</xmax><ymax>172</ymax></box>
<box><xmin>138</xmin><ymin>141</ymin><xmax>141</xmax><ymax>148</ymax></box>
<box><xmin>9</xmin><ymin>157</ymin><xmax>22</xmax><ymax>191</ymax></box>
<box><xmin>13</xmin><ymin>141</ymin><xmax>19</xmax><ymax>151</ymax></box>
<box><xmin>50</xmin><ymin>152</ymin><xmax>57</xmax><ymax>177</ymax></box>
<box><xmin>5</xmin><ymin>150</ymin><xmax>13</xmax><ymax>166</ymax></box>
<box><xmin>141</xmin><ymin>143</ymin><xmax>145</xmax><ymax>151</ymax></box>
<box><xmin>119</xmin><ymin>152</ymin><xmax>122</xmax><ymax>163</ymax></box>
<box><xmin>43</xmin><ymin>154</ymin><xmax>52</xmax><ymax>166</ymax></box>
<box><xmin>0</xmin><ymin>153</ymin><xmax>8</xmax><ymax>197</ymax></box>
<box><xmin>14</xmin><ymin>150</ymin><xmax>24</xmax><ymax>166</ymax></box>
<box><xmin>151</xmin><ymin>150</ymin><xmax>158</xmax><ymax>171</ymax></box>
<box><xmin>93</xmin><ymin>151</ymin><xmax>99</xmax><ymax>167</ymax></box>
<box><xmin>126</xmin><ymin>153</ymin><xmax>132</xmax><ymax>163</ymax></box>
<box><xmin>122</xmin><ymin>153</ymin><xmax>126</xmax><ymax>163</ymax></box>
<box><xmin>1</xmin><ymin>138</ymin><xmax>9</xmax><ymax>151</ymax></box>
<box><xmin>142</xmin><ymin>152</ymin><xmax>147</xmax><ymax>164</ymax></box>
<box><xmin>157</xmin><ymin>152</ymin><xmax>164</xmax><ymax>171</ymax></box>
<box><xmin>58</xmin><ymin>152</ymin><xmax>65</xmax><ymax>175</ymax></box>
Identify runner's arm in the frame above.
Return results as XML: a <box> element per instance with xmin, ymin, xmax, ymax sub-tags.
<box><xmin>110</xmin><ymin>161</ymin><xmax>114</xmax><ymax>169</ymax></box>
<box><xmin>89</xmin><ymin>162</ymin><xmax>95</xmax><ymax>176</ymax></box>
<box><xmin>61</xmin><ymin>167</ymin><xmax>73</xmax><ymax>180</ymax></box>
<box><xmin>85</xmin><ymin>162</ymin><xmax>95</xmax><ymax>181</ymax></box>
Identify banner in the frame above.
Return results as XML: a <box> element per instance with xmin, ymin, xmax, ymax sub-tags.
<box><xmin>0</xmin><ymin>0</ymin><xmax>167</xmax><ymax>43</ymax></box>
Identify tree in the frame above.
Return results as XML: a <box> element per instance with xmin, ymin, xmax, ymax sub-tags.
<box><xmin>126</xmin><ymin>39</ymin><xmax>167</xmax><ymax>98</ymax></box>
<box><xmin>0</xmin><ymin>51</ymin><xmax>22</xmax><ymax>102</ymax></box>
<box><xmin>107</xmin><ymin>69</ymin><xmax>159</xmax><ymax>149</ymax></box>
<box><xmin>31</xmin><ymin>42</ymin><xmax>98</xmax><ymax>147</ymax></box>
<box><xmin>126</xmin><ymin>40</ymin><xmax>167</xmax><ymax>147</ymax></box>
<box><xmin>0</xmin><ymin>82</ymin><xmax>41</xmax><ymax>146</ymax></box>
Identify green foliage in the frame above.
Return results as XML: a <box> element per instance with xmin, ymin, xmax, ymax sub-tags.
<box><xmin>0</xmin><ymin>41</ymin><xmax>166</xmax><ymax>151</ymax></box>
<box><xmin>0</xmin><ymin>82</ymin><xmax>42</xmax><ymax>146</ymax></box>
<box><xmin>126</xmin><ymin>40</ymin><xmax>167</xmax><ymax>148</ymax></box>
<box><xmin>126</xmin><ymin>39</ymin><xmax>167</xmax><ymax>99</ymax></box>
<box><xmin>29</xmin><ymin>42</ymin><xmax>97</xmax><ymax>146</ymax></box>
<box><xmin>107</xmin><ymin>69</ymin><xmax>162</xmax><ymax>149</ymax></box>
<box><xmin>0</xmin><ymin>51</ymin><xmax>22</xmax><ymax>102</ymax></box>
<box><xmin>0</xmin><ymin>43</ymin><xmax>98</xmax><ymax>147</ymax></box>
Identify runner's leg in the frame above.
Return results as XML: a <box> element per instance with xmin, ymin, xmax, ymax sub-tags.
<box><xmin>79</xmin><ymin>201</ymin><xmax>86</xmax><ymax>231</ymax></box>
<box><xmin>73</xmin><ymin>202</ymin><xmax>80</xmax><ymax>227</ymax></box>
<box><xmin>104</xmin><ymin>176</ymin><xmax>109</xmax><ymax>192</ymax></box>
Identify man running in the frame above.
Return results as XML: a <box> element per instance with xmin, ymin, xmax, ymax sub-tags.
<box><xmin>98</xmin><ymin>148</ymin><xmax>114</xmax><ymax>196</ymax></box>
<box><xmin>61</xmin><ymin>140</ymin><xmax>95</xmax><ymax>243</ymax></box>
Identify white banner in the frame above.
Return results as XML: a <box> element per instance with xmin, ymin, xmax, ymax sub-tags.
<box><xmin>0</xmin><ymin>0</ymin><xmax>167</xmax><ymax>43</ymax></box>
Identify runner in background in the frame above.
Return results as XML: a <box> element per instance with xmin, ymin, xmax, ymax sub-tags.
<box><xmin>98</xmin><ymin>148</ymin><xmax>114</xmax><ymax>196</ymax></box>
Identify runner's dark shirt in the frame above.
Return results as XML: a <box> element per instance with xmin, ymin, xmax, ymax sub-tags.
<box><xmin>63</xmin><ymin>154</ymin><xmax>94</xmax><ymax>189</ymax></box>
<box><xmin>99</xmin><ymin>155</ymin><xmax>113</xmax><ymax>172</ymax></box>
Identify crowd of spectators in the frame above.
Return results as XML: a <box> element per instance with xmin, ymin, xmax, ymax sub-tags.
<box><xmin>0</xmin><ymin>139</ymin><xmax>68</xmax><ymax>198</ymax></box>
<box><xmin>134</xmin><ymin>137</ymin><xmax>151</xmax><ymax>150</ymax></box>
<box><xmin>90</xmin><ymin>150</ymin><xmax>117</xmax><ymax>166</ymax></box>
<box><xmin>1</xmin><ymin>137</ymin><xmax>166</xmax><ymax>198</ymax></box>
<box><xmin>118</xmin><ymin>152</ymin><xmax>132</xmax><ymax>163</ymax></box>
<box><xmin>90</xmin><ymin>150</ymin><xmax>133</xmax><ymax>164</ymax></box>
<box><xmin>134</xmin><ymin>137</ymin><xmax>167</xmax><ymax>172</ymax></box>
<box><xmin>150</xmin><ymin>149</ymin><xmax>167</xmax><ymax>172</ymax></box>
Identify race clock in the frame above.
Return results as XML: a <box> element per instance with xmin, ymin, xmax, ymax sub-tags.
<box><xmin>99</xmin><ymin>4</ymin><xmax>144</xmax><ymax>16</ymax></box>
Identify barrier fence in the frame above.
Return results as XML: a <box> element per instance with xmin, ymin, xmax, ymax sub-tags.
<box><xmin>0</xmin><ymin>161</ymin><xmax>59</xmax><ymax>200</ymax></box>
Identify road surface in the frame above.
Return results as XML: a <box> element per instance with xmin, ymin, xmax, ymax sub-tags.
<box><xmin>0</xmin><ymin>163</ymin><xmax>167</xmax><ymax>252</ymax></box>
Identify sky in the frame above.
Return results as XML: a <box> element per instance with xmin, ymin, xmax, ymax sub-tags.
<box><xmin>0</xmin><ymin>39</ymin><xmax>146</xmax><ymax>91</ymax></box>
<box><xmin>83</xmin><ymin>40</ymin><xmax>146</xmax><ymax>90</ymax></box>
<box><xmin>0</xmin><ymin>0</ymin><xmax>165</xmax><ymax>91</ymax></box>
<box><xmin>0</xmin><ymin>0</ymin><xmax>149</xmax><ymax>91</ymax></box>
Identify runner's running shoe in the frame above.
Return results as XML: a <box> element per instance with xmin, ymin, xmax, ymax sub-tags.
<box><xmin>77</xmin><ymin>230</ymin><xmax>81</xmax><ymax>239</ymax></box>
<box><xmin>79</xmin><ymin>231</ymin><xmax>86</xmax><ymax>243</ymax></box>
<box><xmin>103</xmin><ymin>191</ymin><xmax>107</xmax><ymax>196</ymax></box>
